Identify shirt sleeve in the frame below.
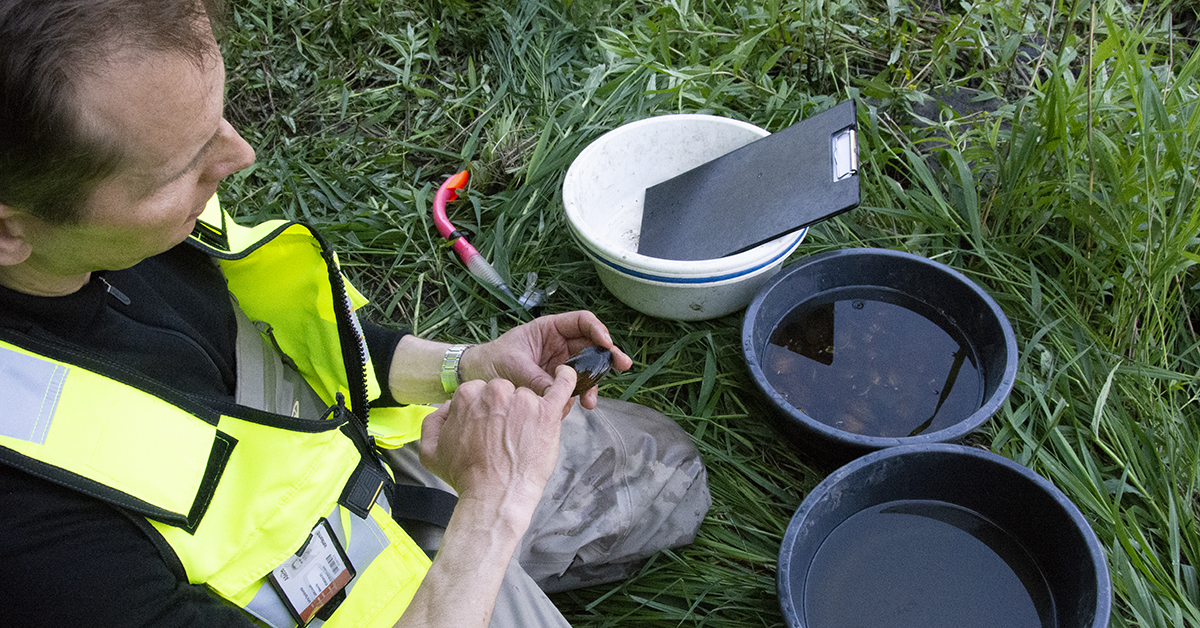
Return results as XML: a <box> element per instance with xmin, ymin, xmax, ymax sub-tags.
<box><xmin>0</xmin><ymin>465</ymin><xmax>263</xmax><ymax>628</ymax></box>
<box><xmin>361</xmin><ymin>320</ymin><xmax>409</xmax><ymax>406</ymax></box>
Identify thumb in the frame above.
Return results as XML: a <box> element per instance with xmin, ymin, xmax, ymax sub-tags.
<box><xmin>525</xmin><ymin>366</ymin><xmax>556</xmax><ymax>396</ymax></box>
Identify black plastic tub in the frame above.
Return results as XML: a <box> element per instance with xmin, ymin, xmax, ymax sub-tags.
<box><xmin>742</xmin><ymin>248</ymin><xmax>1018</xmax><ymax>463</ymax></box>
<box><xmin>778</xmin><ymin>444</ymin><xmax>1111</xmax><ymax>628</ymax></box>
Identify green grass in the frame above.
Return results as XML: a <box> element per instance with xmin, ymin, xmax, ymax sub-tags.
<box><xmin>219</xmin><ymin>0</ymin><xmax>1200</xmax><ymax>625</ymax></box>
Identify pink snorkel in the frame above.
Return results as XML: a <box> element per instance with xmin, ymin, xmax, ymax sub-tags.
<box><xmin>432</xmin><ymin>170</ymin><xmax>547</xmax><ymax>311</ymax></box>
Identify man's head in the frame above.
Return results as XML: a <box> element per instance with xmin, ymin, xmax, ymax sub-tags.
<box><xmin>0</xmin><ymin>0</ymin><xmax>254</xmax><ymax>296</ymax></box>
<box><xmin>0</xmin><ymin>0</ymin><xmax>225</xmax><ymax>224</ymax></box>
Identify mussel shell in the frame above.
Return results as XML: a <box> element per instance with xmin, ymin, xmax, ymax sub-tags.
<box><xmin>565</xmin><ymin>346</ymin><xmax>612</xmax><ymax>396</ymax></box>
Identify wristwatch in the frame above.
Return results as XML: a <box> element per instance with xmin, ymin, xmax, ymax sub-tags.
<box><xmin>440</xmin><ymin>344</ymin><xmax>473</xmax><ymax>393</ymax></box>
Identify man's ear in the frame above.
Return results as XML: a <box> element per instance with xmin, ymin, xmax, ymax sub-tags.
<box><xmin>0</xmin><ymin>202</ymin><xmax>34</xmax><ymax>266</ymax></box>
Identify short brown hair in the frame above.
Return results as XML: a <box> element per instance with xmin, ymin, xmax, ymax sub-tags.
<box><xmin>0</xmin><ymin>0</ymin><xmax>226</xmax><ymax>224</ymax></box>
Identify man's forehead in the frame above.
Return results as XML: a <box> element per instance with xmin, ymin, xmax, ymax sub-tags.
<box><xmin>72</xmin><ymin>45</ymin><xmax>225</xmax><ymax>187</ymax></box>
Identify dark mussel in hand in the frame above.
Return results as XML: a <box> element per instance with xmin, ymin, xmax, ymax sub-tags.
<box><xmin>565</xmin><ymin>346</ymin><xmax>613</xmax><ymax>396</ymax></box>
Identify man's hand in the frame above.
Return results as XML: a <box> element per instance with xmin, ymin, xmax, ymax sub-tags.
<box><xmin>459</xmin><ymin>311</ymin><xmax>633</xmax><ymax>409</ymax></box>
<box><xmin>418</xmin><ymin>364</ymin><xmax>577</xmax><ymax>506</ymax></box>
<box><xmin>393</xmin><ymin>366</ymin><xmax>577</xmax><ymax>628</ymax></box>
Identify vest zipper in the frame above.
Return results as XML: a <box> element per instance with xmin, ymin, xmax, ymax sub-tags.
<box><xmin>312</xmin><ymin>231</ymin><xmax>371</xmax><ymax>429</ymax></box>
<box><xmin>307</xmin><ymin>233</ymin><xmax>393</xmax><ymax>519</ymax></box>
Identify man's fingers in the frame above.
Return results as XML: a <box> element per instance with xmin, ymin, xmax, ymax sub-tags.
<box><xmin>418</xmin><ymin>404</ymin><xmax>450</xmax><ymax>465</ymax></box>
<box><xmin>553</xmin><ymin>311</ymin><xmax>633</xmax><ymax>373</ymax></box>
<box><xmin>542</xmin><ymin>364</ymin><xmax>577</xmax><ymax>412</ymax></box>
<box><xmin>579</xmin><ymin>386</ymin><xmax>600</xmax><ymax>410</ymax></box>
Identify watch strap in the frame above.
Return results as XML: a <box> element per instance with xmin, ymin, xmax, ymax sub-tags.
<box><xmin>440</xmin><ymin>344</ymin><xmax>472</xmax><ymax>393</ymax></box>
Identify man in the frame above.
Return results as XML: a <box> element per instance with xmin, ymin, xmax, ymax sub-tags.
<box><xmin>0</xmin><ymin>1</ymin><xmax>709</xmax><ymax>626</ymax></box>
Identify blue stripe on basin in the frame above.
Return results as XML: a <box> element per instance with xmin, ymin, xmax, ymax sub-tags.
<box><xmin>570</xmin><ymin>229</ymin><xmax>806</xmax><ymax>285</ymax></box>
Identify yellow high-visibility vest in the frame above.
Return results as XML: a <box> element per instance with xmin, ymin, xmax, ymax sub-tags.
<box><xmin>0</xmin><ymin>197</ymin><xmax>436</xmax><ymax>627</ymax></box>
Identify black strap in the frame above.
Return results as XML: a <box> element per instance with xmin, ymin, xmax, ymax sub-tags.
<box><xmin>388</xmin><ymin>483</ymin><xmax>458</xmax><ymax>528</ymax></box>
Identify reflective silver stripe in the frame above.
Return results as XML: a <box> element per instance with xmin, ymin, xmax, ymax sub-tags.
<box><xmin>245</xmin><ymin>579</ymin><xmax>296</xmax><ymax>628</ymax></box>
<box><xmin>339</xmin><ymin>492</ymin><xmax>395</xmax><ymax>581</ymax></box>
<box><xmin>244</xmin><ymin>500</ymin><xmax>395</xmax><ymax>627</ymax></box>
<box><xmin>0</xmin><ymin>346</ymin><xmax>68</xmax><ymax>445</ymax></box>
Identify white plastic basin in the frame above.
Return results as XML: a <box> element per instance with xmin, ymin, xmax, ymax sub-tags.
<box><xmin>563</xmin><ymin>114</ymin><xmax>806</xmax><ymax>320</ymax></box>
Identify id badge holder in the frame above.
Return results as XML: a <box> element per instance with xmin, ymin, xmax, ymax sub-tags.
<box><xmin>268</xmin><ymin>519</ymin><xmax>356</xmax><ymax>626</ymax></box>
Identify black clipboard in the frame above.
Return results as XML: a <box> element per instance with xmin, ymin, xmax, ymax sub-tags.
<box><xmin>637</xmin><ymin>100</ymin><xmax>860</xmax><ymax>261</ymax></box>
